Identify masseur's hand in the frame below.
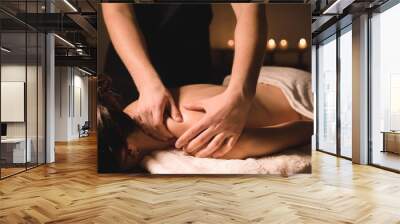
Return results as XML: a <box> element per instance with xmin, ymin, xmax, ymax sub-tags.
<box><xmin>175</xmin><ymin>89</ymin><xmax>252</xmax><ymax>158</ymax></box>
<box><xmin>124</xmin><ymin>84</ymin><xmax>182</xmax><ymax>141</ymax></box>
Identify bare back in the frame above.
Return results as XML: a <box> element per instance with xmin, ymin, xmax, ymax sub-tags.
<box><xmin>166</xmin><ymin>84</ymin><xmax>303</xmax><ymax>138</ymax></box>
<box><xmin>125</xmin><ymin>83</ymin><xmax>312</xmax><ymax>161</ymax></box>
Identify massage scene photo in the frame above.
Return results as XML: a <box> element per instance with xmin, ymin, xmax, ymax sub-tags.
<box><xmin>97</xmin><ymin>3</ymin><xmax>313</xmax><ymax>175</ymax></box>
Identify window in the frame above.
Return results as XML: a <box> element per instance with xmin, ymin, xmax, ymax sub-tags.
<box><xmin>317</xmin><ymin>35</ymin><xmax>337</xmax><ymax>154</ymax></box>
<box><xmin>339</xmin><ymin>27</ymin><xmax>352</xmax><ymax>158</ymax></box>
<box><xmin>316</xmin><ymin>24</ymin><xmax>353</xmax><ymax>159</ymax></box>
<box><xmin>1</xmin><ymin>31</ymin><xmax>28</xmax><ymax>178</ymax></box>
<box><xmin>0</xmin><ymin>1</ymin><xmax>47</xmax><ymax>179</ymax></box>
<box><xmin>370</xmin><ymin>2</ymin><xmax>400</xmax><ymax>171</ymax></box>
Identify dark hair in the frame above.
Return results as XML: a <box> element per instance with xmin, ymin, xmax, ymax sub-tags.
<box><xmin>97</xmin><ymin>75</ymin><xmax>140</xmax><ymax>172</ymax></box>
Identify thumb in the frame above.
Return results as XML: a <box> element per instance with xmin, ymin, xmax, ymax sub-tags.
<box><xmin>123</xmin><ymin>105</ymin><xmax>136</xmax><ymax>120</ymax></box>
<box><xmin>183</xmin><ymin>101</ymin><xmax>205</xmax><ymax>112</ymax></box>
<box><xmin>169</xmin><ymin>97</ymin><xmax>183</xmax><ymax>122</ymax></box>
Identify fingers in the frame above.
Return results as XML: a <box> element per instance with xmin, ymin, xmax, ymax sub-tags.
<box><xmin>123</xmin><ymin>102</ymin><xmax>138</xmax><ymax>119</ymax></box>
<box><xmin>195</xmin><ymin>133</ymin><xmax>226</xmax><ymax>158</ymax></box>
<box><xmin>183</xmin><ymin>127</ymin><xmax>216</xmax><ymax>154</ymax></box>
<box><xmin>175</xmin><ymin>118</ymin><xmax>208</xmax><ymax>148</ymax></box>
<box><xmin>168</xmin><ymin>96</ymin><xmax>183</xmax><ymax>122</ymax></box>
<box><xmin>212</xmin><ymin>136</ymin><xmax>239</xmax><ymax>158</ymax></box>
<box><xmin>124</xmin><ymin>89</ymin><xmax>178</xmax><ymax>142</ymax></box>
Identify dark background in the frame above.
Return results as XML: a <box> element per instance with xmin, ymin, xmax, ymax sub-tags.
<box><xmin>97</xmin><ymin>4</ymin><xmax>311</xmax><ymax>106</ymax></box>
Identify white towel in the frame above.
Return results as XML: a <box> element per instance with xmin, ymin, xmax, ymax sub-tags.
<box><xmin>223</xmin><ymin>66</ymin><xmax>313</xmax><ymax>119</ymax></box>
<box><xmin>142</xmin><ymin>66</ymin><xmax>313</xmax><ymax>175</ymax></box>
<box><xmin>142</xmin><ymin>146</ymin><xmax>311</xmax><ymax>175</ymax></box>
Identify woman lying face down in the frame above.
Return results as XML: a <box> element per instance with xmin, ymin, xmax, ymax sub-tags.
<box><xmin>98</xmin><ymin>77</ymin><xmax>313</xmax><ymax>172</ymax></box>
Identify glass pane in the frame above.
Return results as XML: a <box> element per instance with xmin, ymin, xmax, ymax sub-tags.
<box><xmin>339</xmin><ymin>29</ymin><xmax>352</xmax><ymax>158</ymax></box>
<box><xmin>371</xmin><ymin>3</ymin><xmax>400</xmax><ymax>171</ymax></box>
<box><xmin>317</xmin><ymin>36</ymin><xmax>337</xmax><ymax>154</ymax></box>
<box><xmin>1</xmin><ymin>31</ymin><xmax>27</xmax><ymax>177</ymax></box>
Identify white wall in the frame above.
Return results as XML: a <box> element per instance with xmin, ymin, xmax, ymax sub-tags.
<box><xmin>72</xmin><ymin>73</ymin><xmax>89</xmax><ymax>138</ymax></box>
<box><xmin>55</xmin><ymin>66</ymin><xmax>69</xmax><ymax>141</ymax></box>
<box><xmin>1</xmin><ymin>65</ymin><xmax>38</xmax><ymax>138</ymax></box>
<box><xmin>54</xmin><ymin>67</ymin><xmax>89</xmax><ymax>141</ymax></box>
<box><xmin>1</xmin><ymin>65</ymin><xmax>27</xmax><ymax>144</ymax></box>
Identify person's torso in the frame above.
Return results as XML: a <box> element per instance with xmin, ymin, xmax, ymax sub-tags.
<box><xmin>134</xmin><ymin>4</ymin><xmax>214</xmax><ymax>87</ymax></box>
<box><xmin>104</xmin><ymin>4</ymin><xmax>217</xmax><ymax>107</ymax></box>
<box><xmin>166</xmin><ymin>83</ymin><xmax>303</xmax><ymax>137</ymax></box>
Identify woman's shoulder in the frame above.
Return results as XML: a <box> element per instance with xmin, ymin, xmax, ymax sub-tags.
<box><xmin>171</xmin><ymin>84</ymin><xmax>225</xmax><ymax>101</ymax></box>
<box><xmin>167</xmin><ymin>84</ymin><xmax>224</xmax><ymax>138</ymax></box>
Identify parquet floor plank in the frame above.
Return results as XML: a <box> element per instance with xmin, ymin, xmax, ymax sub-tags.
<box><xmin>0</xmin><ymin>135</ymin><xmax>399</xmax><ymax>223</ymax></box>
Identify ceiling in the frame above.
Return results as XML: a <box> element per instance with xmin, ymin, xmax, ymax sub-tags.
<box><xmin>311</xmin><ymin>0</ymin><xmax>390</xmax><ymax>41</ymax></box>
<box><xmin>1</xmin><ymin>0</ymin><xmax>390</xmax><ymax>72</ymax></box>
<box><xmin>0</xmin><ymin>0</ymin><xmax>97</xmax><ymax>72</ymax></box>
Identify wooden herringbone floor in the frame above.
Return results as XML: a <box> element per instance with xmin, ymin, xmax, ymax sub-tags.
<box><xmin>1</xmin><ymin>135</ymin><xmax>400</xmax><ymax>224</ymax></box>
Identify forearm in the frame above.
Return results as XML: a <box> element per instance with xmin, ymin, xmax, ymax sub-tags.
<box><xmin>228</xmin><ymin>4</ymin><xmax>267</xmax><ymax>99</ymax></box>
<box><xmin>102</xmin><ymin>4</ymin><xmax>162</xmax><ymax>92</ymax></box>
<box><xmin>222</xmin><ymin>121</ymin><xmax>313</xmax><ymax>159</ymax></box>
